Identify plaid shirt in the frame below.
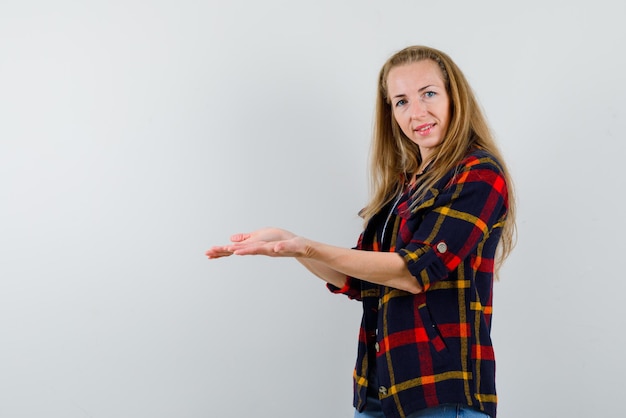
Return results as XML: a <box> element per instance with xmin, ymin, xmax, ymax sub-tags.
<box><xmin>329</xmin><ymin>149</ymin><xmax>508</xmax><ymax>418</ymax></box>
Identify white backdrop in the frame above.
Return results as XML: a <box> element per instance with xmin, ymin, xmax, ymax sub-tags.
<box><xmin>1</xmin><ymin>1</ymin><xmax>625</xmax><ymax>417</ymax></box>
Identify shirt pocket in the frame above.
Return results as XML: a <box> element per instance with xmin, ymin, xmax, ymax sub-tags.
<box><xmin>417</xmin><ymin>302</ymin><xmax>448</xmax><ymax>354</ymax></box>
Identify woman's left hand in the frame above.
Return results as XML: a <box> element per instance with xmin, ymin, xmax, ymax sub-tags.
<box><xmin>205</xmin><ymin>227</ymin><xmax>308</xmax><ymax>259</ymax></box>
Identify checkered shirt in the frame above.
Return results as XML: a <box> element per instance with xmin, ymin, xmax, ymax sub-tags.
<box><xmin>329</xmin><ymin>149</ymin><xmax>508</xmax><ymax>418</ymax></box>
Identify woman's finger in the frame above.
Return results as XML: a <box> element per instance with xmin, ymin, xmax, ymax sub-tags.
<box><xmin>205</xmin><ymin>246</ymin><xmax>234</xmax><ymax>258</ymax></box>
<box><xmin>230</xmin><ymin>233</ymin><xmax>251</xmax><ymax>243</ymax></box>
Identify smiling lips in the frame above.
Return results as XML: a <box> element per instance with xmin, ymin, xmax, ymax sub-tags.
<box><xmin>414</xmin><ymin>123</ymin><xmax>436</xmax><ymax>136</ymax></box>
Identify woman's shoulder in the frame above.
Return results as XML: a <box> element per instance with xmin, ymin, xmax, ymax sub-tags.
<box><xmin>457</xmin><ymin>148</ymin><xmax>505</xmax><ymax>174</ymax></box>
<box><xmin>432</xmin><ymin>149</ymin><xmax>506</xmax><ymax>191</ymax></box>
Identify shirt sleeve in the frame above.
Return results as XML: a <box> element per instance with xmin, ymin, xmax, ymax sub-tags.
<box><xmin>326</xmin><ymin>276</ymin><xmax>363</xmax><ymax>300</ymax></box>
<box><xmin>396</xmin><ymin>155</ymin><xmax>509</xmax><ymax>291</ymax></box>
<box><xmin>326</xmin><ymin>232</ymin><xmax>365</xmax><ymax>300</ymax></box>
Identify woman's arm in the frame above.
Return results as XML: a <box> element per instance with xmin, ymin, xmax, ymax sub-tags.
<box><xmin>206</xmin><ymin>228</ymin><xmax>421</xmax><ymax>294</ymax></box>
<box><xmin>295</xmin><ymin>258</ymin><xmax>349</xmax><ymax>289</ymax></box>
<box><xmin>299</xmin><ymin>239</ymin><xmax>422</xmax><ymax>294</ymax></box>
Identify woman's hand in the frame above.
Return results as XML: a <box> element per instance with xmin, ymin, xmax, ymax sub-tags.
<box><xmin>205</xmin><ymin>227</ymin><xmax>304</xmax><ymax>259</ymax></box>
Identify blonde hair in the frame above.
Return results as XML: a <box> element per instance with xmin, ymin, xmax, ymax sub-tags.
<box><xmin>361</xmin><ymin>45</ymin><xmax>516</xmax><ymax>270</ymax></box>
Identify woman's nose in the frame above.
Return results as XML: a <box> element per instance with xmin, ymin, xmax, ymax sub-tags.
<box><xmin>410</xmin><ymin>99</ymin><xmax>428</xmax><ymax>118</ymax></box>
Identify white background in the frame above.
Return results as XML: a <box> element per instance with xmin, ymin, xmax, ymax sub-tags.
<box><xmin>1</xmin><ymin>1</ymin><xmax>625</xmax><ymax>417</ymax></box>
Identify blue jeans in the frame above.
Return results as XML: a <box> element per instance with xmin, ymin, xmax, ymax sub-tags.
<box><xmin>354</xmin><ymin>397</ymin><xmax>490</xmax><ymax>418</ymax></box>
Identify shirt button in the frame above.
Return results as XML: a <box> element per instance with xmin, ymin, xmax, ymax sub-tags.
<box><xmin>374</xmin><ymin>342</ymin><xmax>380</xmax><ymax>352</ymax></box>
<box><xmin>378</xmin><ymin>299</ymin><xmax>383</xmax><ymax>309</ymax></box>
<box><xmin>379</xmin><ymin>386</ymin><xmax>388</xmax><ymax>396</ymax></box>
<box><xmin>436</xmin><ymin>241</ymin><xmax>448</xmax><ymax>253</ymax></box>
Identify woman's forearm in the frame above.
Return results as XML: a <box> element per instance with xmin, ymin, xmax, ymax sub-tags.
<box><xmin>296</xmin><ymin>258</ymin><xmax>348</xmax><ymax>288</ymax></box>
<box><xmin>301</xmin><ymin>239</ymin><xmax>422</xmax><ymax>294</ymax></box>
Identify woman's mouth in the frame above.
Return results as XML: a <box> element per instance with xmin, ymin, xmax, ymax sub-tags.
<box><xmin>414</xmin><ymin>123</ymin><xmax>435</xmax><ymax>136</ymax></box>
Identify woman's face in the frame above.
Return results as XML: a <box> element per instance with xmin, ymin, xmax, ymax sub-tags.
<box><xmin>386</xmin><ymin>60</ymin><xmax>450</xmax><ymax>162</ymax></box>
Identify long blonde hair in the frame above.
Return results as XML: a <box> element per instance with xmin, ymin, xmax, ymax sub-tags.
<box><xmin>361</xmin><ymin>45</ymin><xmax>516</xmax><ymax>269</ymax></box>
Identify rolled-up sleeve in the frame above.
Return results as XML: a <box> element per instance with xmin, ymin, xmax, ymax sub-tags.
<box><xmin>397</xmin><ymin>156</ymin><xmax>508</xmax><ymax>291</ymax></box>
<box><xmin>327</xmin><ymin>276</ymin><xmax>363</xmax><ymax>300</ymax></box>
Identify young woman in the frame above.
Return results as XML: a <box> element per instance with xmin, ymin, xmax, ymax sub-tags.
<box><xmin>206</xmin><ymin>45</ymin><xmax>516</xmax><ymax>418</ymax></box>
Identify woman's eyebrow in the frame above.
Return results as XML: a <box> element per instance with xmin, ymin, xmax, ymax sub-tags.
<box><xmin>392</xmin><ymin>84</ymin><xmax>438</xmax><ymax>99</ymax></box>
<box><xmin>418</xmin><ymin>84</ymin><xmax>436</xmax><ymax>93</ymax></box>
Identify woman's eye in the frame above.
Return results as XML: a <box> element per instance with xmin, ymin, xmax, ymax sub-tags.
<box><xmin>395</xmin><ymin>99</ymin><xmax>407</xmax><ymax>107</ymax></box>
<box><xmin>424</xmin><ymin>91</ymin><xmax>436</xmax><ymax>99</ymax></box>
